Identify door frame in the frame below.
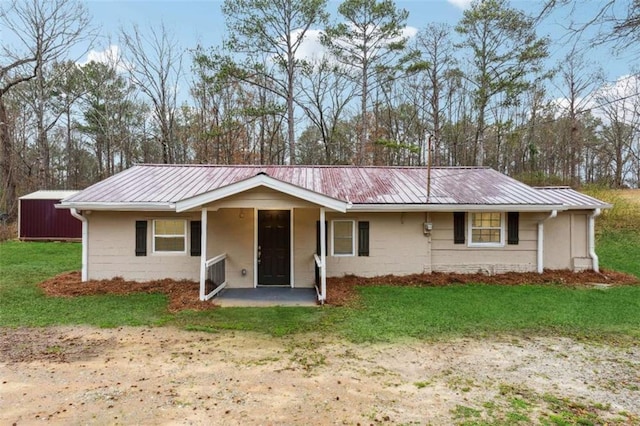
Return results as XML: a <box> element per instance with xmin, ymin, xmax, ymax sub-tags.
<box><xmin>254</xmin><ymin>208</ymin><xmax>294</xmax><ymax>288</ymax></box>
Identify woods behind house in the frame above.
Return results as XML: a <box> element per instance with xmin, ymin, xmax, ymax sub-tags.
<box><xmin>1</xmin><ymin>0</ymin><xmax>639</xmax><ymax>219</ymax></box>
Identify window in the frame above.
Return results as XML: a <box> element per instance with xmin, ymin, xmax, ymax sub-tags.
<box><xmin>468</xmin><ymin>212</ymin><xmax>504</xmax><ymax>246</ymax></box>
<box><xmin>153</xmin><ymin>219</ymin><xmax>186</xmax><ymax>253</ymax></box>
<box><xmin>332</xmin><ymin>220</ymin><xmax>355</xmax><ymax>256</ymax></box>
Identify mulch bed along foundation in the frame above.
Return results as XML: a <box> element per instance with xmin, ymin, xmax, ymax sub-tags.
<box><xmin>40</xmin><ymin>269</ymin><xmax>639</xmax><ymax>310</ymax></box>
<box><xmin>40</xmin><ymin>272</ymin><xmax>216</xmax><ymax>313</ymax></box>
<box><xmin>326</xmin><ymin>269</ymin><xmax>639</xmax><ymax>305</ymax></box>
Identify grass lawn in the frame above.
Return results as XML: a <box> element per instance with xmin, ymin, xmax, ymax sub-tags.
<box><xmin>339</xmin><ymin>285</ymin><xmax>640</xmax><ymax>342</ymax></box>
<box><xmin>0</xmin><ymin>241</ymin><xmax>168</xmax><ymax>327</ymax></box>
<box><xmin>597</xmin><ymin>230</ymin><xmax>640</xmax><ymax>278</ymax></box>
<box><xmin>1</xmin><ymin>204</ymin><xmax>639</xmax><ymax>340</ymax></box>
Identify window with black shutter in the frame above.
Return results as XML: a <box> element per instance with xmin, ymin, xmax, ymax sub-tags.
<box><xmin>190</xmin><ymin>221</ymin><xmax>202</xmax><ymax>256</ymax></box>
<box><xmin>507</xmin><ymin>212</ymin><xmax>519</xmax><ymax>245</ymax></box>
<box><xmin>135</xmin><ymin>220</ymin><xmax>147</xmax><ymax>256</ymax></box>
<box><xmin>358</xmin><ymin>221</ymin><xmax>369</xmax><ymax>256</ymax></box>
<box><xmin>453</xmin><ymin>212</ymin><xmax>465</xmax><ymax>244</ymax></box>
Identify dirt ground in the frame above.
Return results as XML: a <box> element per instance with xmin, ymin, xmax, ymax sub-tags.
<box><xmin>1</xmin><ymin>326</ymin><xmax>638</xmax><ymax>425</ymax></box>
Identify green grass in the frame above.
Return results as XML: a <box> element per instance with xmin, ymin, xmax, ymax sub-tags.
<box><xmin>170</xmin><ymin>306</ymin><xmax>335</xmax><ymax>336</ymax></box>
<box><xmin>0</xmin><ymin>240</ymin><xmax>331</xmax><ymax>332</ymax></box>
<box><xmin>1</xmin><ymin>228</ymin><xmax>640</xmax><ymax>341</ymax></box>
<box><xmin>0</xmin><ymin>241</ymin><xmax>168</xmax><ymax>327</ymax></box>
<box><xmin>597</xmin><ymin>230</ymin><xmax>640</xmax><ymax>278</ymax></box>
<box><xmin>338</xmin><ymin>285</ymin><xmax>640</xmax><ymax>342</ymax></box>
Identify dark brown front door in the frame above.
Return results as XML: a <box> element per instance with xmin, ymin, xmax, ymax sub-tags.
<box><xmin>258</xmin><ymin>210</ymin><xmax>291</xmax><ymax>285</ymax></box>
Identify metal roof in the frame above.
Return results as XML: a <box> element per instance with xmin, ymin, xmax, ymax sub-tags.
<box><xmin>61</xmin><ymin>165</ymin><xmax>605</xmax><ymax>210</ymax></box>
<box><xmin>533</xmin><ymin>187</ymin><xmax>612</xmax><ymax>209</ymax></box>
<box><xmin>20</xmin><ymin>190</ymin><xmax>79</xmax><ymax>200</ymax></box>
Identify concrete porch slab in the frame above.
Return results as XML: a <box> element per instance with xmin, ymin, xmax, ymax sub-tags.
<box><xmin>214</xmin><ymin>288</ymin><xmax>318</xmax><ymax>307</ymax></box>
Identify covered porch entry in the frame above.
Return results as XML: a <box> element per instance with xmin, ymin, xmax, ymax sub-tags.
<box><xmin>174</xmin><ymin>173</ymin><xmax>349</xmax><ymax>304</ymax></box>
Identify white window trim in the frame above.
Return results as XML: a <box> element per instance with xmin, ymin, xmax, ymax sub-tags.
<box><xmin>467</xmin><ymin>212</ymin><xmax>505</xmax><ymax>248</ymax></box>
<box><xmin>331</xmin><ymin>219</ymin><xmax>356</xmax><ymax>256</ymax></box>
<box><xmin>152</xmin><ymin>219</ymin><xmax>188</xmax><ymax>254</ymax></box>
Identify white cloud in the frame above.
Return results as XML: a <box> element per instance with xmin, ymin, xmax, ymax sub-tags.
<box><xmin>551</xmin><ymin>74</ymin><xmax>640</xmax><ymax>124</ymax></box>
<box><xmin>592</xmin><ymin>74</ymin><xmax>640</xmax><ymax>123</ymax></box>
<box><xmin>447</xmin><ymin>0</ymin><xmax>473</xmax><ymax>10</ymax></box>
<box><xmin>77</xmin><ymin>45</ymin><xmax>129</xmax><ymax>73</ymax></box>
<box><xmin>292</xmin><ymin>29</ymin><xmax>327</xmax><ymax>62</ymax></box>
<box><xmin>402</xmin><ymin>26</ymin><xmax>419</xmax><ymax>39</ymax></box>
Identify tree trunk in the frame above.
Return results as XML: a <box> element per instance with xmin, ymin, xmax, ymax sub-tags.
<box><xmin>0</xmin><ymin>97</ymin><xmax>17</xmax><ymax>219</ymax></box>
<box><xmin>359</xmin><ymin>65</ymin><xmax>368</xmax><ymax>166</ymax></box>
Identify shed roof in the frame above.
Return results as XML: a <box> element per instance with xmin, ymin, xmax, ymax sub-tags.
<box><xmin>20</xmin><ymin>190</ymin><xmax>79</xmax><ymax>200</ymax></box>
<box><xmin>60</xmin><ymin>165</ymin><xmax>608</xmax><ymax>211</ymax></box>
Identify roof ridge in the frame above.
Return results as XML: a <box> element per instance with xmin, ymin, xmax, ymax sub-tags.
<box><xmin>134</xmin><ymin>163</ymin><xmax>489</xmax><ymax>170</ymax></box>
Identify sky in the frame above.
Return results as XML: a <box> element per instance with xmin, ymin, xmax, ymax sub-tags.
<box><xmin>3</xmin><ymin>0</ymin><xmax>637</xmax><ymax>107</ymax></box>
<box><xmin>78</xmin><ymin>0</ymin><xmax>636</xmax><ymax>80</ymax></box>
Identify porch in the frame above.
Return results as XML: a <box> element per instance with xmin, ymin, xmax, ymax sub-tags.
<box><xmin>214</xmin><ymin>287</ymin><xmax>318</xmax><ymax>307</ymax></box>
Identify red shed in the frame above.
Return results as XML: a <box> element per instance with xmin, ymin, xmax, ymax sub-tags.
<box><xmin>19</xmin><ymin>190</ymin><xmax>81</xmax><ymax>241</ymax></box>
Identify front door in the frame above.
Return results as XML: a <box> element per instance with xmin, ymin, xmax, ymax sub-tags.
<box><xmin>258</xmin><ymin>210</ymin><xmax>291</xmax><ymax>285</ymax></box>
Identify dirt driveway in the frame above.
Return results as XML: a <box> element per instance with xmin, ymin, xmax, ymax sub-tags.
<box><xmin>1</xmin><ymin>326</ymin><xmax>638</xmax><ymax>425</ymax></box>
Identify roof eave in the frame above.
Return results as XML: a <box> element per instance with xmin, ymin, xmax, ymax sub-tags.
<box><xmin>563</xmin><ymin>203</ymin><xmax>613</xmax><ymax>210</ymax></box>
<box><xmin>56</xmin><ymin>202</ymin><xmax>175</xmax><ymax>211</ymax></box>
<box><xmin>349</xmin><ymin>204</ymin><xmax>568</xmax><ymax>212</ymax></box>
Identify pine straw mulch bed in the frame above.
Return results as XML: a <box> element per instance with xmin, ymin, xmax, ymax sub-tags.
<box><xmin>40</xmin><ymin>272</ymin><xmax>214</xmax><ymax>313</ymax></box>
<box><xmin>40</xmin><ymin>269</ymin><xmax>639</xmax><ymax>311</ymax></box>
<box><xmin>326</xmin><ymin>269</ymin><xmax>639</xmax><ymax>306</ymax></box>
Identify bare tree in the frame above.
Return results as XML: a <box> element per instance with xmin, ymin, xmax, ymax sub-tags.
<box><xmin>539</xmin><ymin>0</ymin><xmax>640</xmax><ymax>56</ymax></box>
<box><xmin>596</xmin><ymin>74</ymin><xmax>640</xmax><ymax>187</ymax></box>
<box><xmin>120</xmin><ymin>22</ymin><xmax>184</xmax><ymax>164</ymax></box>
<box><xmin>413</xmin><ymin>23</ymin><xmax>457</xmax><ymax>165</ymax></box>
<box><xmin>552</xmin><ymin>48</ymin><xmax>604</xmax><ymax>184</ymax></box>
<box><xmin>0</xmin><ymin>0</ymin><xmax>92</xmax><ymax>217</ymax></box>
<box><xmin>297</xmin><ymin>58</ymin><xmax>356</xmax><ymax>164</ymax></box>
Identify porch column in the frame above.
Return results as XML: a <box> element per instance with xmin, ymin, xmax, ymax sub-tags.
<box><xmin>320</xmin><ymin>207</ymin><xmax>327</xmax><ymax>302</ymax></box>
<box><xmin>199</xmin><ymin>208</ymin><xmax>208</xmax><ymax>301</ymax></box>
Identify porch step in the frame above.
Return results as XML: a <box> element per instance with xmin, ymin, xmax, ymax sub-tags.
<box><xmin>214</xmin><ymin>288</ymin><xmax>318</xmax><ymax>307</ymax></box>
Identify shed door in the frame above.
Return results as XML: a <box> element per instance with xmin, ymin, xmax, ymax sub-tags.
<box><xmin>257</xmin><ymin>210</ymin><xmax>291</xmax><ymax>285</ymax></box>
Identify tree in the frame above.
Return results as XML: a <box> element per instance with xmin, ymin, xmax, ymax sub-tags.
<box><xmin>50</xmin><ymin>60</ymin><xmax>85</xmax><ymax>188</ymax></box>
<box><xmin>595</xmin><ymin>74</ymin><xmax>640</xmax><ymax>187</ymax></box>
<box><xmin>412</xmin><ymin>23</ymin><xmax>457</xmax><ymax>165</ymax></box>
<box><xmin>222</xmin><ymin>0</ymin><xmax>328</xmax><ymax>164</ymax></box>
<box><xmin>323</xmin><ymin>0</ymin><xmax>410</xmax><ymax>165</ymax></box>
<box><xmin>456</xmin><ymin>0</ymin><xmax>549</xmax><ymax>166</ymax></box>
<box><xmin>77</xmin><ymin>60</ymin><xmax>138</xmax><ymax>179</ymax></box>
<box><xmin>297</xmin><ymin>58</ymin><xmax>356</xmax><ymax>164</ymax></box>
<box><xmin>0</xmin><ymin>0</ymin><xmax>92</xmax><ymax>218</ymax></box>
<box><xmin>552</xmin><ymin>48</ymin><xmax>604</xmax><ymax>185</ymax></box>
<box><xmin>539</xmin><ymin>0</ymin><xmax>640</xmax><ymax>56</ymax></box>
<box><xmin>120</xmin><ymin>22</ymin><xmax>184</xmax><ymax>164</ymax></box>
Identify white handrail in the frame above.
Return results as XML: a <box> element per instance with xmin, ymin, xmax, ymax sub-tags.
<box><xmin>206</xmin><ymin>253</ymin><xmax>227</xmax><ymax>267</ymax></box>
<box><xmin>313</xmin><ymin>253</ymin><xmax>322</xmax><ymax>267</ymax></box>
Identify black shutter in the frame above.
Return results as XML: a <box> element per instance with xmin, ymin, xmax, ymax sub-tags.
<box><xmin>507</xmin><ymin>212</ymin><xmax>519</xmax><ymax>245</ymax></box>
<box><xmin>190</xmin><ymin>220</ymin><xmax>202</xmax><ymax>256</ymax></box>
<box><xmin>316</xmin><ymin>221</ymin><xmax>328</xmax><ymax>255</ymax></box>
<box><xmin>135</xmin><ymin>220</ymin><xmax>147</xmax><ymax>256</ymax></box>
<box><xmin>358</xmin><ymin>221</ymin><xmax>369</xmax><ymax>256</ymax></box>
<box><xmin>453</xmin><ymin>212</ymin><xmax>465</xmax><ymax>244</ymax></box>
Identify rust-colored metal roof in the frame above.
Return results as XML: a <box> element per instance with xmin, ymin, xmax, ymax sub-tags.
<box><xmin>534</xmin><ymin>187</ymin><xmax>612</xmax><ymax>209</ymax></box>
<box><xmin>62</xmin><ymin>164</ymin><xmax>600</xmax><ymax>208</ymax></box>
